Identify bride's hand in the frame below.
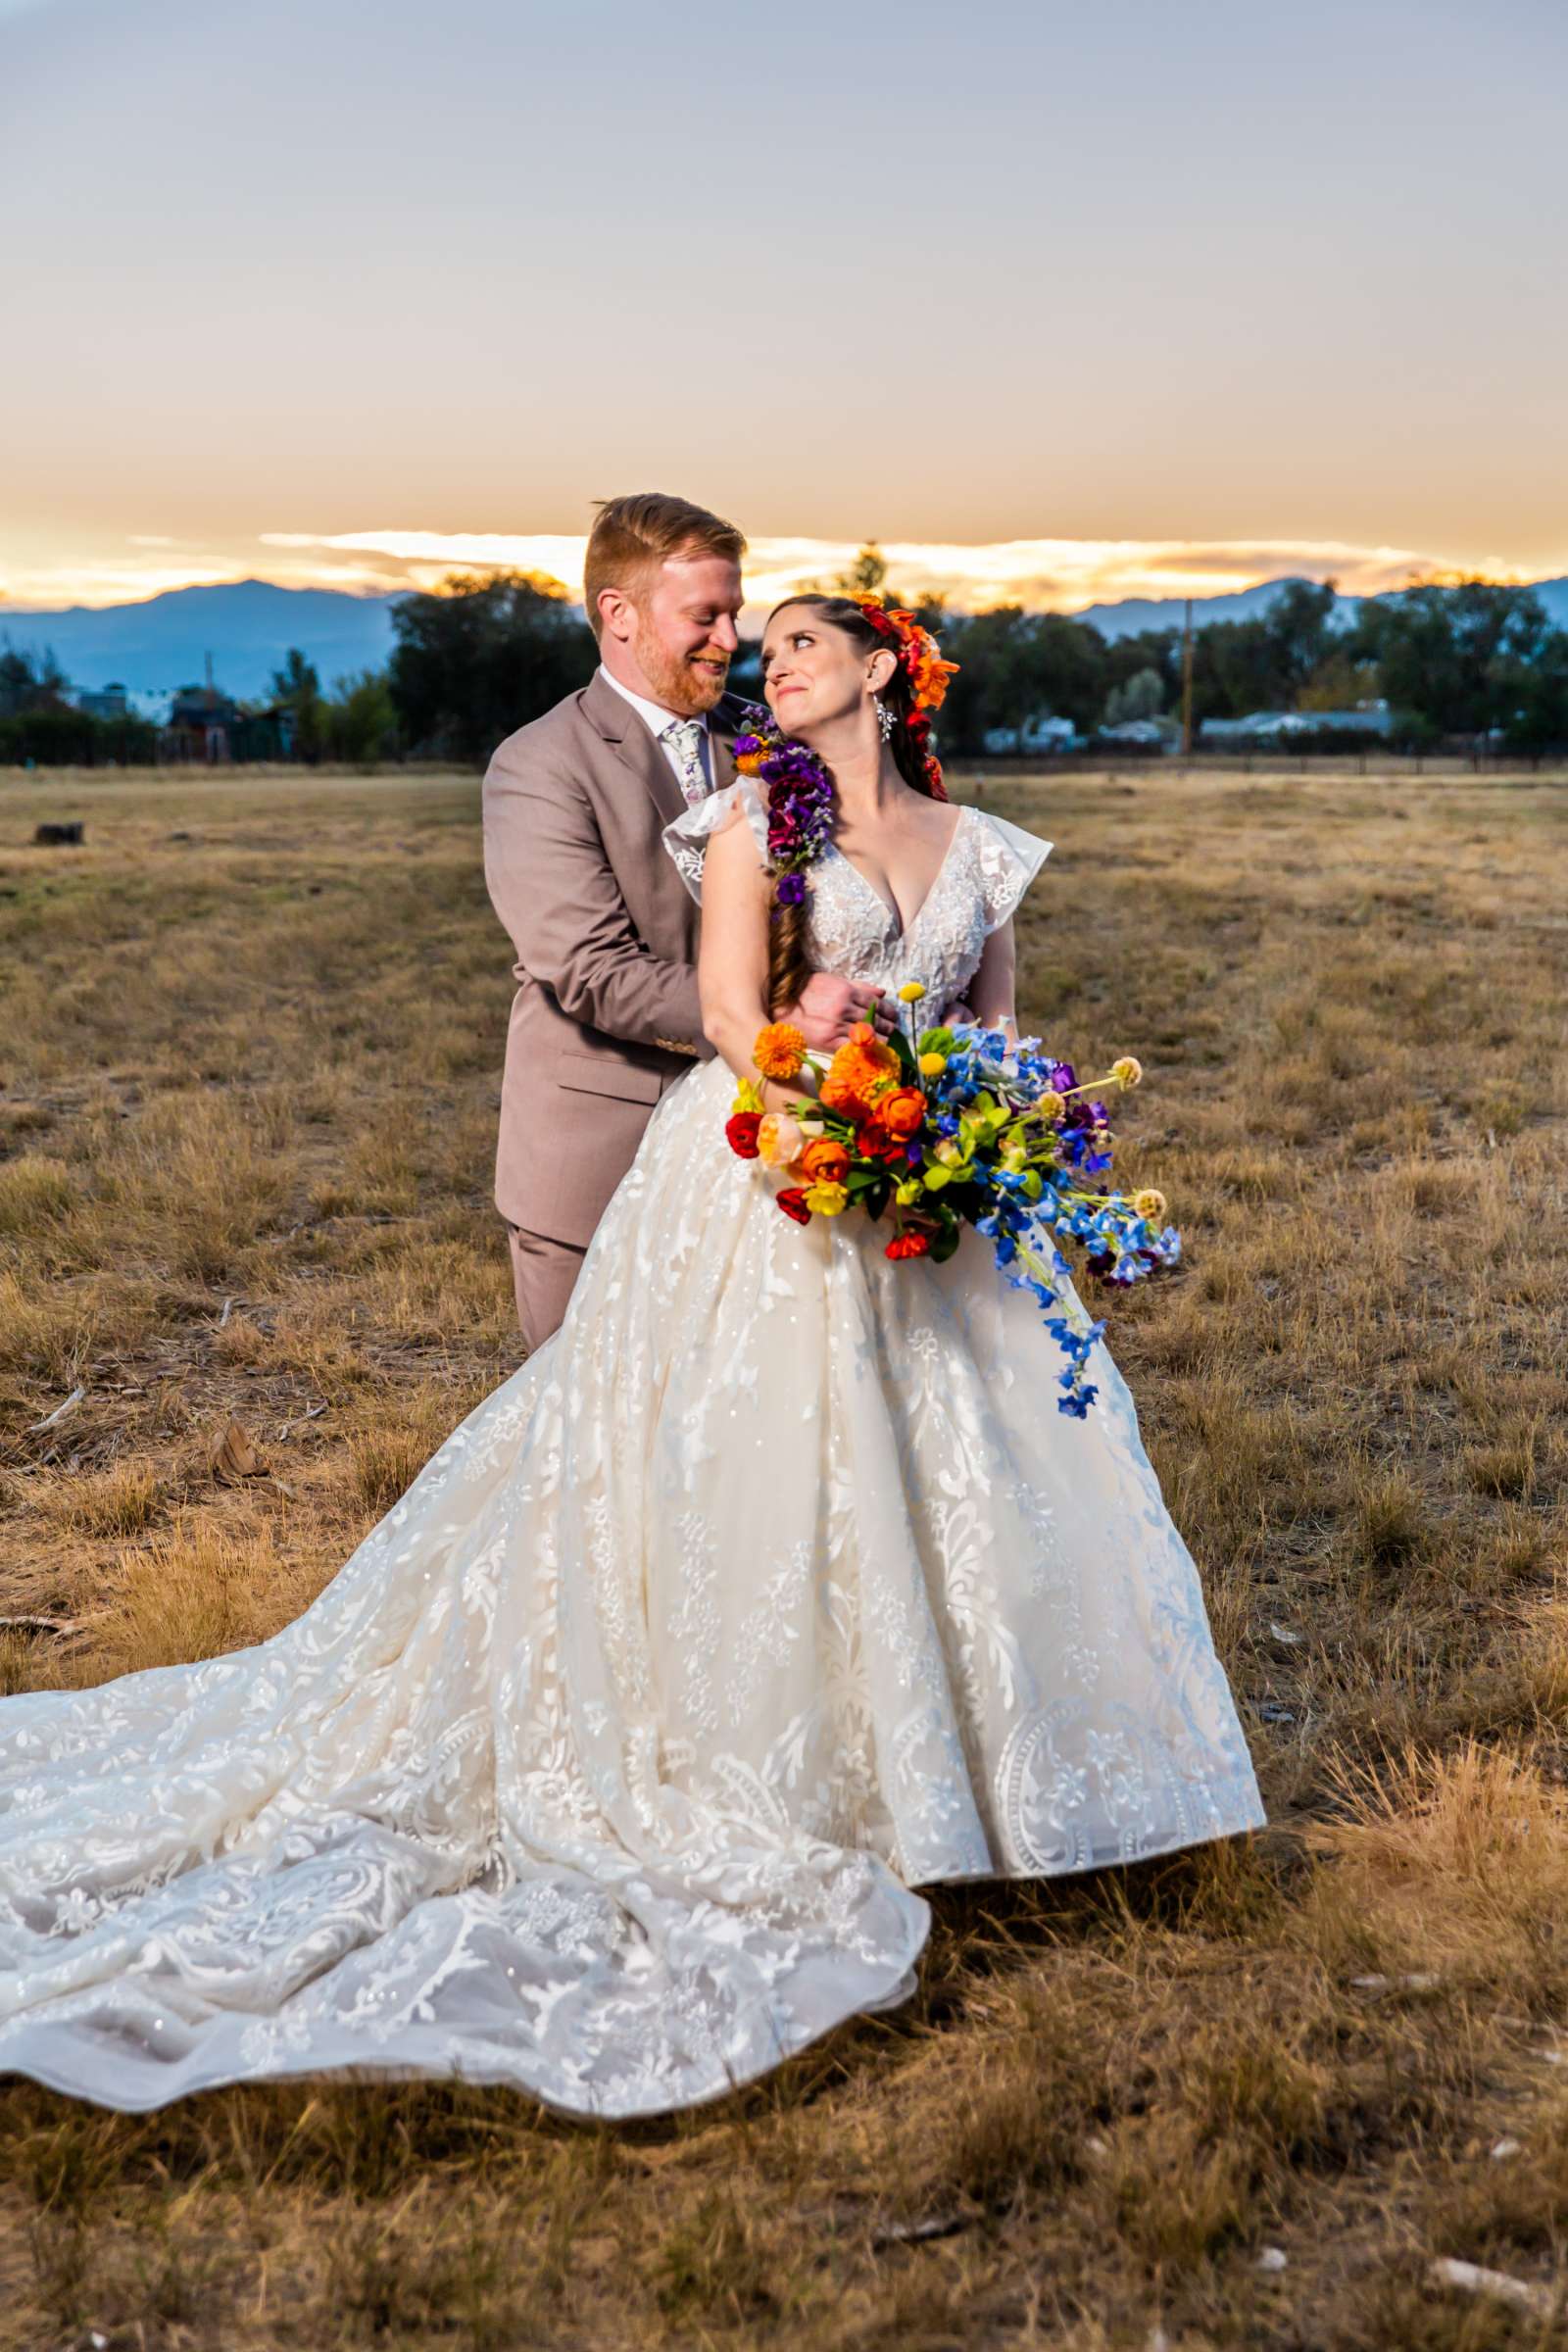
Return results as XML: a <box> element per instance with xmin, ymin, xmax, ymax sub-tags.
<box><xmin>789</xmin><ymin>972</ymin><xmax>896</xmax><ymax>1049</ymax></box>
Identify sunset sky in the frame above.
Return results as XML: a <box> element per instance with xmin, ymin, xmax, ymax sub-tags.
<box><xmin>3</xmin><ymin>0</ymin><xmax>1564</xmax><ymax>616</ymax></box>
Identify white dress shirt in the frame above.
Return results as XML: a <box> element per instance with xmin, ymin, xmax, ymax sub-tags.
<box><xmin>597</xmin><ymin>664</ymin><xmax>713</xmax><ymax>794</ymax></box>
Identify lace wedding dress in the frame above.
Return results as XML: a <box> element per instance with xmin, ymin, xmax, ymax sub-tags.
<box><xmin>0</xmin><ymin>781</ymin><xmax>1263</xmax><ymax>2118</ymax></box>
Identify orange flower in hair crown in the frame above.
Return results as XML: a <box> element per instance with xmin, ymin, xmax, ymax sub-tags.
<box><xmin>852</xmin><ymin>596</ymin><xmax>960</xmax><ymax>713</ymax></box>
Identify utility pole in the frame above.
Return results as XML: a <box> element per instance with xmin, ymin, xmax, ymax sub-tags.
<box><xmin>1180</xmin><ymin>598</ymin><xmax>1195</xmax><ymax>760</ymax></box>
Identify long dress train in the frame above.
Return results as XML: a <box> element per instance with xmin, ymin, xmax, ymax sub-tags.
<box><xmin>0</xmin><ymin>782</ymin><xmax>1263</xmax><ymax>2117</ymax></box>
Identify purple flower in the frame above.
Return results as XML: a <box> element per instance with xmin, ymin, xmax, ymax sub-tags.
<box><xmin>774</xmin><ymin>872</ymin><xmax>807</xmax><ymax>906</ymax></box>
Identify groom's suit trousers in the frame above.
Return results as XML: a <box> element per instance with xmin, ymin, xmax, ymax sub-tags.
<box><xmin>505</xmin><ymin>1221</ymin><xmax>585</xmax><ymax>1357</ymax></box>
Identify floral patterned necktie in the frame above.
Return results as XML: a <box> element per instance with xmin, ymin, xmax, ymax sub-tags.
<box><xmin>661</xmin><ymin>718</ymin><xmax>710</xmax><ymax>807</ymax></box>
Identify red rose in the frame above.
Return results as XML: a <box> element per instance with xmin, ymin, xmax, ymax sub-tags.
<box><xmin>857</xmin><ymin>1124</ymin><xmax>906</xmax><ymax>1165</ymax></box>
<box><xmin>725</xmin><ymin>1113</ymin><xmax>762</xmax><ymax>1158</ymax></box>
<box><xmin>776</xmin><ymin>1187</ymin><xmax>812</xmax><ymax>1225</ymax></box>
<box><xmin>885</xmin><ymin>1228</ymin><xmax>932</xmax><ymax>1260</ymax></box>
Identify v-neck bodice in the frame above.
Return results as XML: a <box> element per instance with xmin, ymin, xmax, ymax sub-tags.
<box><xmin>825</xmin><ymin>807</ymin><xmax>967</xmax><ymax>943</ymax></box>
<box><xmin>663</xmin><ymin>780</ymin><xmax>1054</xmax><ymax>1031</ymax></box>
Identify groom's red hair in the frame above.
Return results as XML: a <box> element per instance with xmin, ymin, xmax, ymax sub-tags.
<box><xmin>584</xmin><ymin>493</ymin><xmax>746</xmax><ymax>638</ymax></box>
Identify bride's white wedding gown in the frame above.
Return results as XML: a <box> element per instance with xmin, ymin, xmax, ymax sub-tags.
<box><xmin>0</xmin><ymin>781</ymin><xmax>1263</xmax><ymax>2119</ymax></box>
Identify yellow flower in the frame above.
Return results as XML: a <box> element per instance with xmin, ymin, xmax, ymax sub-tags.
<box><xmin>1037</xmin><ymin>1089</ymin><xmax>1065</xmax><ymax>1121</ymax></box>
<box><xmin>1133</xmin><ymin>1187</ymin><xmax>1168</xmax><ymax>1222</ymax></box>
<box><xmin>918</xmin><ymin>1052</ymin><xmax>947</xmax><ymax>1078</ymax></box>
<box><xmin>755</xmin><ymin>1021</ymin><xmax>808</xmax><ymax>1081</ymax></box>
<box><xmin>1111</xmin><ymin>1055</ymin><xmax>1144</xmax><ymax>1090</ymax></box>
<box><xmin>898</xmin><ymin>980</ymin><xmax>926</xmax><ymax>1004</ymax></box>
<box><xmin>732</xmin><ymin>1078</ymin><xmax>764</xmax><ymax>1116</ymax></box>
<box><xmin>804</xmin><ymin>1179</ymin><xmax>848</xmax><ymax>1216</ymax></box>
<box><xmin>895</xmin><ymin>1178</ymin><xmax>924</xmax><ymax>1205</ymax></box>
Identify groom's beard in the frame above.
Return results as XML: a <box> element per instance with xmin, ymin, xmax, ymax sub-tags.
<box><xmin>633</xmin><ymin>627</ymin><xmax>730</xmax><ymax>716</ymax></box>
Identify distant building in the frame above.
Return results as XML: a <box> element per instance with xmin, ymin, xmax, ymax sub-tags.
<box><xmin>1097</xmin><ymin>716</ymin><xmax>1180</xmax><ymax>752</ymax></box>
<box><xmin>982</xmin><ymin>714</ymin><xmax>1083</xmax><ymax>755</ymax></box>
<box><xmin>163</xmin><ymin>684</ymin><xmax>240</xmax><ymax>761</ymax></box>
<box><xmin>160</xmin><ymin>685</ymin><xmax>294</xmax><ymax>762</ymax></box>
<box><xmin>74</xmin><ymin>681</ymin><xmax>129</xmax><ymax>720</ymax></box>
<box><xmin>1200</xmin><ymin>702</ymin><xmax>1393</xmax><ymax>744</ymax></box>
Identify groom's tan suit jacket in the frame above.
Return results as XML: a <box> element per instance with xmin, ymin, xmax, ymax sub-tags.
<box><xmin>482</xmin><ymin>672</ymin><xmax>740</xmax><ymax>1250</ymax></box>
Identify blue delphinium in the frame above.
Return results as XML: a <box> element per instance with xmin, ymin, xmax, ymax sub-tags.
<box><xmin>917</xmin><ymin>1022</ymin><xmax>1176</xmax><ymax>1416</ymax></box>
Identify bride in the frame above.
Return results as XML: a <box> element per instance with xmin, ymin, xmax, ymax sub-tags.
<box><xmin>0</xmin><ymin>595</ymin><xmax>1263</xmax><ymax>2120</ymax></box>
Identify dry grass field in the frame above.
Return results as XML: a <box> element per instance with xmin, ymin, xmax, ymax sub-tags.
<box><xmin>0</xmin><ymin>758</ymin><xmax>1565</xmax><ymax>2350</ymax></box>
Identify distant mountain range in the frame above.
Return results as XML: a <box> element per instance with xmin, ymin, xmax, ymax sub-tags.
<box><xmin>1070</xmin><ymin>573</ymin><xmax>1568</xmax><ymax>639</ymax></box>
<box><xmin>0</xmin><ymin>580</ymin><xmax>400</xmax><ymax>703</ymax></box>
<box><xmin>3</xmin><ymin>569</ymin><xmax>1567</xmax><ymax>702</ymax></box>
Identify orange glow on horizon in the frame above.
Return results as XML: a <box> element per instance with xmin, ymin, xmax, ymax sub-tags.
<box><xmin>0</xmin><ymin>530</ymin><xmax>1559</xmax><ymax>618</ymax></box>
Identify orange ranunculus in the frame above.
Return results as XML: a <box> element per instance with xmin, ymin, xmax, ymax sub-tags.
<box><xmin>874</xmin><ymin>1086</ymin><xmax>928</xmax><ymax>1140</ymax></box>
<box><xmin>754</xmin><ymin>1021</ymin><xmax>808</xmax><ymax>1081</ymax></box>
<box><xmin>801</xmin><ymin>1137</ymin><xmax>850</xmax><ymax>1185</ymax></box>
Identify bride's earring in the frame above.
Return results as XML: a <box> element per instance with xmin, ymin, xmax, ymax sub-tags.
<box><xmin>875</xmin><ymin>697</ymin><xmax>896</xmax><ymax>742</ymax></box>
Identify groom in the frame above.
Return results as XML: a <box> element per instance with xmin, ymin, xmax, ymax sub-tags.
<box><xmin>482</xmin><ymin>492</ymin><xmax>889</xmax><ymax>1350</ymax></box>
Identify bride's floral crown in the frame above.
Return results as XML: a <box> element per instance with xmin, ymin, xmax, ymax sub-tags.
<box><xmin>734</xmin><ymin>600</ymin><xmax>960</xmax><ymax>917</ymax></box>
<box><xmin>851</xmin><ymin>596</ymin><xmax>958</xmax><ymax>802</ymax></box>
<box><xmin>850</xmin><ymin>595</ymin><xmax>960</xmax><ymax>715</ymax></box>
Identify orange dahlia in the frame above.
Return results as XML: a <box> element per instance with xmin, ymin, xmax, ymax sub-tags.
<box><xmin>754</xmin><ymin>1021</ymin><xmax>808</xmax><ymax>1081</ymax></box>
<box><xmin>820</xmin><ymin>1022</ymin><xmax>897</xmax><ymax>1110</ymax></box>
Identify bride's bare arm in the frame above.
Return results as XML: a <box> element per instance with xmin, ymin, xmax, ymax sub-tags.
<box><xmin>695</xmin><ymin>815</ymin><xmax>769</xmax><ymax>1071</ymax></box>
<box><xmin>695</xmin><ymin>812</ymin><xmax>892</xmax><ymax>1092</ymax></box>
<box><xmin>968</xmin><ymin>918</ymin><xmax>1018</xmax><ymax>1032</ymax></box>
<box><xmin>695</xmin><ymin>816</ymin><xmax>807</xmax><ymax>1105</ymax></box>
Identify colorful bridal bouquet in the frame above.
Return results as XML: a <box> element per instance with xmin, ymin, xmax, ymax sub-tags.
<box><xmin>724</xmin><ymin>991</ymin><xmax>1181</xmax><ymax>1416</ymax></box>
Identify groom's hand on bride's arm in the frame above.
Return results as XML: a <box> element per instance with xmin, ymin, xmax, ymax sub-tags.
<box><xmin>787</xmin><ymin>973</ymin><xmax>896</xmax><ymax>1051</ymax></box>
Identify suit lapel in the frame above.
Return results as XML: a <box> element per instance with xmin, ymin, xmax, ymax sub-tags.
<box><xmin>582</xmin><ymin>669</ymin><xmax>687</xmax><ymax>827</ymax></box>
<box><xmin>585</xmin><ymin>671</ymin><xmax>744</xmax><ymax>818</ymax></box>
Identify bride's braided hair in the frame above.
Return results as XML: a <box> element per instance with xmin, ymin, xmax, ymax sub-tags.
<box><xmin>760</xmin><ymin>594</ymin><xmax>956</xmax><ymax>1014</ymax></box>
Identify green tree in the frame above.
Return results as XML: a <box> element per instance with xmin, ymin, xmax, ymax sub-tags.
<box><xmin>1189</xmin><ymin>581</ymin><xmax>1339</xmax><ymax>721</ymax></box>
<box><xmin>836</xmin><ymin>543</ymin><xmax>890</xmax><ymax>599</ymax></box>
<box><xmin>1501</xmin><ymin>624</ymin><xmax>1568</xmax><ymax>753</ymax></box>
<box><xmin>1102</xmin><ymin>629</ymin><xmax>1182</xmax><ymax>717</ymax></box>
<box><xmin>270</xmin><ymin>647</ymin><xmax>326</xmax><ymax>761</ymax></box>
<box><xmin>1348</xmin><ymin>580</ymin><xmax>1555</xmax><ymax>738</ymax></box>
<box><xmin>388</xmin><ymin>570</ymin><xmax>596</xmax><ymax>763</ymax></box>
<box><xmin>938</xmin><ymin>609</ymin><xmax>1111</xmax><ymax>750</ymax></box>
<box><xmin>1103</xmin><ymin>666</ymin><xmax>1165</xmax><ymax>725</ymax></box>
<box><xmin>1297</xmin><ymin>648</ymin><xmax>1382</xmax><ymax>711</ymax></box>
<box><xmin>324</xmin><ymin>669</ymin><xmax>400</xmax><ymax>766</ymax></box>
<box><xmin>0</xmin><ymin>642</ymin><xmax>69</xmax><ymax>717</ymax></box>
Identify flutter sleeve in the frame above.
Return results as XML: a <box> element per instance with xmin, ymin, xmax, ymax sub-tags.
<box><xmin>973</xmin><ymin>810</ymin><xmax>1053</xmax><ymax>934</ymax></box>
<box><xmin>662</xmin><ymin>774</ymin><xmax>770</xmax><ymax>904</ymax></box>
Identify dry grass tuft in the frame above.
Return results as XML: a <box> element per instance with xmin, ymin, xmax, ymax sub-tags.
<box><xmin>0</xmin><ymin>760</ymin><xmax>1566</xmax><ymax>2348</ymax></box>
